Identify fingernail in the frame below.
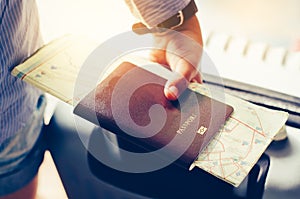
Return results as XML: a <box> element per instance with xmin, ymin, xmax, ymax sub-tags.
<box><xmin>168</xmin><ymin>86</ymin><xmax>179</xmax><ymax>99</ymax></box>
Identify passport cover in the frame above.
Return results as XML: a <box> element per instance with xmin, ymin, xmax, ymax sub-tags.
<box><xmin>73</xmin><ymin>61</ymin><xmax>234</xmax><ymax>169</ymax></box>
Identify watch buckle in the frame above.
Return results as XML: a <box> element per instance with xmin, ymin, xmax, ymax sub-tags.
<box><xmin>172</xmin><ymin>10</ymin><xmax>184</xmax><ymax>29</ymax></box>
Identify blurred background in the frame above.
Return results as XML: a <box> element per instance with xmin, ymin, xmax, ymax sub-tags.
<box><xmin>197</xmin><ymin>0</ymin><xmax>300</xmax><ymax>49</ymax></box>
<box><xmin>37</xmin><ymin>0</ymin><xmax>300</xmax><ymax>49</ymax></box>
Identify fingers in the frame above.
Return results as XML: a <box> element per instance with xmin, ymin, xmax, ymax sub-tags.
<box><xmin>171</xmin><ymin>57</ymin><xmax>202</xmax><ymax>83</ymax></box>
<box><xmin>164</xmin><ymin>73</ymin><xmax>188</xmax><ymax>101</ymax></box>
<box><xmin>149</xmin><ymin>49</ymin><xmax>168</xmax><ymax>66</ymax></box>
<box><xmin>164</xmin><ymin>32</ymin><xmax>202</xmax><ymax>100</ymax></box>
<box><xmin>150</xmin><ymin>39</ymin><xmax>202</xmax><ymax>100</ymax></box>
<box><xmin>149</xmin><ymin>15</ymin><xmax>203</xmax><ymax>100</ymax></box>
<box><xmin>191</xmin><ymin>73</ymin><xmax>202</xmax><ymax>83</ymax></box>
<box><xmin>164</xmin><ymin>58</ymin><xmax>201</xmax><ymax>100</ymax></box>
<box><xmin>150</xmin><ymin>46</ymin><xmax>201</xmax><ymax>100</ymax></box>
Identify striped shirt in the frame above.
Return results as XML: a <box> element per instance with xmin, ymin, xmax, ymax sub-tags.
<box><xmin>0</xmin><ymin>0</ymin><xmax>43</xmax><ymax>144</ymax></box>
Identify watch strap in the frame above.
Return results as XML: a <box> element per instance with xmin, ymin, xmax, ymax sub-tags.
<box><xmin>132</xmin><ymin>0</ymin><xmax>198</xmax><ymax>35</ymax></box>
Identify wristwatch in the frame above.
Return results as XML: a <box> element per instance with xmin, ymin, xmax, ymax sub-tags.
<box><xmin>132</xmin><ymin>0</ymin><xmax>198</xmax><ymax>35</ymax></box>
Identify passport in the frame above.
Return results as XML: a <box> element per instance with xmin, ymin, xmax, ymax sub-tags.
<box><xmin>73</xmin><ymin>61</ymin><xmax>234</xmax><ymax>169</ymax></box>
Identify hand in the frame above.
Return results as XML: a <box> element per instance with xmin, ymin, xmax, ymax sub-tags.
<box><xmin>150</xmin><ymin>15</ymin><xmax>203</xmax><ymax>100</ymax></box>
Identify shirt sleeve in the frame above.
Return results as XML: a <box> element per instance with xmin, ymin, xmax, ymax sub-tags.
<box><xmin>124</xmin><ymin>0</ymin><xmax>191</xmax><ymax>28</ymax></box>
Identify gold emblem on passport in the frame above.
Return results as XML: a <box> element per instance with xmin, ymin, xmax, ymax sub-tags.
<box><xmin>197</xmin><ymin>126</ymin><xmax>207</xmax><ymax>135</ymax></box>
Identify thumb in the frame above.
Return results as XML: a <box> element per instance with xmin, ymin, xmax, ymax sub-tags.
<box><xmin>164</xmin><ymin>74</ymin><xmax>188</xmax><ymax>101</ymax></box>
<box><xmin>163</xmin><ymin>61</ymin><xmax>190</xmax><ymax>100</ymax></box>
<box><xmin>164</xmin><ymin>59</ymin><xmax>201</xmax><ymax>100</ymax></box>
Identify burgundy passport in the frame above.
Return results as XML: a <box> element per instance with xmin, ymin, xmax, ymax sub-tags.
<box><xmin>73</xmin><ymin>62</ymin><xmax>233</xmax><ymax>169</ymax></box>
